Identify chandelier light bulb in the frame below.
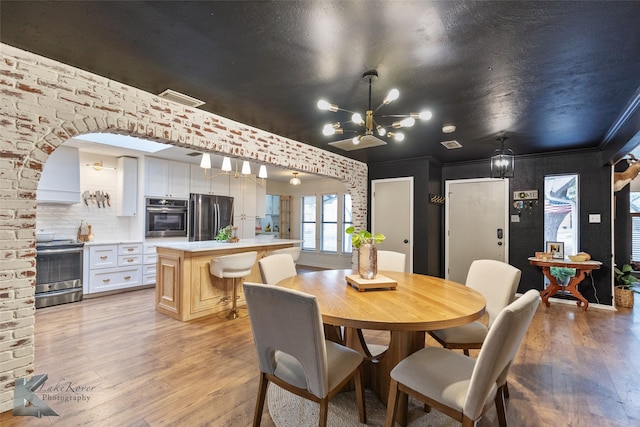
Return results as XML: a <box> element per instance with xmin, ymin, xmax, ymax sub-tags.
<box><xmin>419</xmin><ymin>110</ymin><xmax>432</xmax><ymax>120</ymax></box>
<box><xmin>399</xmin><ymin>117</ymin><xmax>415</xmax><ymax>128</ymax></box>
<box><xmin>384</xmin><ymin>88</ymin><xmax>400</xmax><ymax>104</ymax></box>
<box><xmin>317</xmin><ymin>100</ymin><xmax>338</xmax><ymax>112</ymax></box>
<box><xmin>376</xmin><ymin>125</ymin><xmax>386</xmax><ymax>136</ymax></box>
<box><xmin>352</xmin><ymin>136</ymin><xmax>361</xmax><ymax>145</ymax></box>
<box><xmin>322</xmin><ymin>123</ymin><xmax>336</xmax><ymax>135</ymax></box>
<box><xmin>351</xmin><ymin>112</ymin><xmax>363</xmax><ymax>125</ymax></box>
<box><xmin>389</xmin><ymin>132</ymin><xmax>405</xmax><ymax>142</ymax></box>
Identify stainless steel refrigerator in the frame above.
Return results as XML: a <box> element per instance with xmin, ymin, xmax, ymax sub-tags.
<box><xmin>189</xmin><ymin>193</ymin><xmax>234</xmax><ymax>241</ymax></box>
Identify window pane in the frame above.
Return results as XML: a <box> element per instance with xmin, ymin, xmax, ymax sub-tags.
<box><xmin>321</xmin><ymin>194</ymin><xmax>338</xmax><ymax>252</ymax></box>
<box><xmin>322</xmin><ymin>224</ymin><xmax>337</xmax><ymax>251</ymax></box>
<box><xmin>544</xmin><ymin>174</ymin><xmax>579</xmax><ymax>256</ymax></box>
<box><xmin>633</xmin><ymin>215</ymin><xmax>640</xmax><ymax>262</ymax></box>
<box><xmin>631</xmin><ymin>192</ymin><xmax>640</xmax><ymax>213</ymax></box>
<box><xmin>302</xmin><ymin>196</ymin><xmax>316</xmax><ymax>250</ymax></box>
<box><xmin>343</xmin><ymin>194</ymin><xmax>353</xmax><ymax>253</ymax></box>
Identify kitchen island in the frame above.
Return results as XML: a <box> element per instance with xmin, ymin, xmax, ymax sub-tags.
<box><xmin>155</xmin><ymin>238</ymin><xmax>302</xmax><ymax>321</ymax></box>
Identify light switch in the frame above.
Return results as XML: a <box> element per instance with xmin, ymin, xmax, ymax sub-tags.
<box><xmin>589</xmin><ymin>214</ymin><xmax>601</xmax><ymax>223</ymax></box>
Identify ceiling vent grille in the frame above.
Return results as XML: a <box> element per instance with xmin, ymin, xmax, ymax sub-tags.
<box><xmin>158</xmin><ymin>89</ymin><xmax>205</xmax><ymax>108</ymax></box>
<box><xmin>186</xmin><ymin>151</ymin><xmax>203</xmax><ymax>157</ymax></box>
<box><xmin>441</xmin><ymin>140</ymin><xmax>463</xmax><ymax>149</ymax></box>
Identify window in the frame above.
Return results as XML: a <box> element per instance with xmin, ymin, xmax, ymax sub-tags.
<box><xmin>630</xmin><ymin>192</ymin><xmax>640</xmax><ymax>261</ymax></box>
<box><xmin>301</xmin><ymin>196</ymin><xmax>316</xmax><ymax>250</ymax></box>
<box><xmin>321</xmin><ymin>194</ymin><xmax>338</xmax><ymax>252</ymax></box>
<box><xmin>544</xmin><ymin>174</ymin><xmax>579</xmax><ymax>256</ymax></box>
<box><xmin>343</xmin><ymin>194</ymin><xmax>353</xmax><ymax>253</ymax></box>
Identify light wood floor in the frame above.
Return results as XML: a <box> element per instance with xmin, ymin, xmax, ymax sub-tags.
<box><xmin>3</xmin><ymin>278</ymin><xmax>640</xmax><ymax>426</ymax></box>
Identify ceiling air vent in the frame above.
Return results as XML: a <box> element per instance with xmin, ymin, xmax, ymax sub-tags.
<box><xmin>158</xmin><ymin>89</ymin><xmax>205</xmax><ymax>108</ymax></box>
<box><xmin>441</xmin><ymin>140</ymin><xmax>462</xmax><ymax>150</ymax></box>
<box><xmin>186</xmin><ymin>152</ymin><xmax>202</xmax><ymax>157</ymax></box>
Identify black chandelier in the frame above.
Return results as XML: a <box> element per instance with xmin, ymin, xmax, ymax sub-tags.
<box><xmin>490</xmin><ymin>136</ymin><xmax>515</xmax><ymax>179</ymax></box>
<box><xmin>318</xmin><ymin>70</ymin><xmax>432</xmax><ymax>149</ymax></box>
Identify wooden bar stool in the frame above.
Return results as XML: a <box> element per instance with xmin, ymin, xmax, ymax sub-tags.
<box><xmin>210</xmin><ymin>251</ymin><xmax>257</xmax><ymax>319</ymax></box>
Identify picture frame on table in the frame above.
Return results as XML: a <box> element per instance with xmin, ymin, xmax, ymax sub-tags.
<box><xmin>546</xmin><ymin>241</ymin><xmax>564</xmax><ymax>259</ymax></box>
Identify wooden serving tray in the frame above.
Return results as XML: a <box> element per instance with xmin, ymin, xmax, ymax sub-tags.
<box><xmin>346</xmin><ymin>274</ymin><xmax>398</xmax><ymax>291</ymax></box>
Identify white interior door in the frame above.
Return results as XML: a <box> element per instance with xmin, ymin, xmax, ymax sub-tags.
<box><xmin>445</xmin><ymin>178</ymin><xmax>509</xmax><ymax>283</ymax></box>
<box><xmin>372</xmin><ymin>177</ymin><xmax>413</xmax><ymax>272</ymax></box>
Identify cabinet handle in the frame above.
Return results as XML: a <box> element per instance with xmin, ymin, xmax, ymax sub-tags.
<box><xmin>127</xmin><ymin>248</ymin><xmax>134</xmax><ymax>252</ymax></box>
<box><xmin>100</xmin><ymin>256</ymin><xmax>108</xmax><ymax>260</ymax></box>
<box><xmin>103</xmin><ymin>278</ymin><xmax>110</xmax><ymax>283</ymax></box>
<box><xmin>126</xmin><ymin>258</ymin><xmax>134</xmax><ymax>263</ymax></box>
<box><xmin>124</xmin><ymin>276</ymin><xmax>131</xmax><ymax>280</ymax></box>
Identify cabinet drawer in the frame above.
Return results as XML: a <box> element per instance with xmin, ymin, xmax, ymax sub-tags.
<box><xmin>89</xmin><ymin>267</ymin><xmax>141</xmax><ymax>293</ymax></box>
<box><xmin>143</xmin><ymin>274</ymin><xmax>156</xmax><ymax>285</ymax></box>
<box><xmin>89</xmin><ymin>245</ymin><xmax>118</xmax><ymax>269</ymax></box>
<box><xmin>143</xmin><ymin>264</ymin><xmax>157</xmax><ymax>276</ymax></box>
<box><xmin>143</xmin><ymin>254</ymin><xmax>158</xmax><ymax>265</ymax></box>
<box><xmin>118</xmin><ymin>243</ymin><xmax>142</xmax><ymax>255</ymax></box>
<box><xmin>118</xmin><ymin>254</ymin><xmax>142</xmax><ymax>267</ymax></box>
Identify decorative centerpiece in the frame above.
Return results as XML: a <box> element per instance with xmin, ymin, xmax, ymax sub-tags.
<box><xmin>346</xmin><ymin>226</ymin><xmax>385</xmax><ymax>280</ymax></box>
<box><xmin>614</xmin><ymin>263</ymin><xmax>639</xmax><ymax>308</ymax></box>
<box><xmin>215</xmin><ymin>225</ymin><xmax>239</xmax><ymax>243</ymax></box>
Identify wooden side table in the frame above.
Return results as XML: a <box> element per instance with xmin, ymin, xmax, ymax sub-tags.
<box><xmin>528</xmin><ymin>257</ymin><xmax>602</xmax><ymax>311</ymax></box>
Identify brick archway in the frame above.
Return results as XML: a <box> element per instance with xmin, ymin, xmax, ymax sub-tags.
<box><xmin>0</xmin><ymin>44</ymin><xmax>367</xmax><ymax>412</ymax></box>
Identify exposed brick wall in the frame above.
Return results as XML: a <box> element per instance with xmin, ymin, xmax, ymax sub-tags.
<box><xmin>0</xmin><ymin>43</ymin><xmax>367</xmax><ymax>413</ymax></box>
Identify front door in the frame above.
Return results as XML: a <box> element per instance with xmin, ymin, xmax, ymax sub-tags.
<box><xmin>445</xmin><ymin>178</ymin><xmax>509</xmax><ymax>283</ymax></box>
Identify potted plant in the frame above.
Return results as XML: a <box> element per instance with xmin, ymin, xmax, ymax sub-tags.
<box><xmin>345</xmin><ymin>227</ymin><xmax>385</xmax><ymax>279</ymax></box>
<box><xmin>215</xmin><ymin>225</ymin><xmax>239</xmax><ymax>243</ymax></box>
<box><xmin>614</xmin><ymin>263</ymin><xmax>640</xmax><ymax>308</ymax></box>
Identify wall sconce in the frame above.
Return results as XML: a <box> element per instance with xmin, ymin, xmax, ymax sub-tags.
<box><xmin>86</xmin><ymin>161</ymin><xmax>116</xmax><ymax>171</ymax></box>
<box><xmin>491</xmin><ymin>136</ymin><xmax>514</xmax><ymax>179</ymax></box>
<box><xmin>289</xmin><ymin>172</ymin><xmax>301</xmax><ymax>186</ymax></box>
<box><xmin>200</xmin><ymin>153</ymin><xmax>267</xmax><ymax>187</ymax></box>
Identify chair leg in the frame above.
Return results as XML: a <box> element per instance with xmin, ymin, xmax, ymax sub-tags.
<box><xmin>253</xmin><ymin>373</ymin><xmax>269</xmax><ymax>427</ymax></box>
<box><xmin>384</xmin><ymin>378</ymin><xmax>400</xmax><ymax>427</ymax></box>
<box><xmin>463</xmin><ymin>348</ymin><xmax>470</xmax><ymax>356</ymax></box>
<box><xmin>354</xmin><ymin>367</ymin><xmax>367</xmax><ymax>423</ymax></box>
<box><xmin>319</xmin><ymin>398</ymin><xmax>329</xmax><ymax>427</ymax></box>
<box><xmin>495</xmin><ymin>385</ymin><xmax>508</xmax><ymax>427</ymax></box>
<box><xmin>228</xmin><ymin>278</ymin><xmax>239</xmax><ymax>319</ymax></box>
<box><xmin>503</xmin><ymin>381</ymin><xmax>510</xmax><ymax>399</ymax></box>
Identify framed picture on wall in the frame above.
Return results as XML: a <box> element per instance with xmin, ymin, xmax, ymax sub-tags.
<box><xmin>546</xmin><ymin>241</ymin><xmax>564</xmax><ymax>259</ymax></box>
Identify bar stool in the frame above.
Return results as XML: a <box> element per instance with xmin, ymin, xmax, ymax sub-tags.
<box><xmin>268</xmin><ymin>246</ymin><xmax>301</xmax><ymax>263</ymax></box>
<box><xmin>210</xmin><ymin>251</ymin><xmax>257</xmax><ymax>319</ymax></box>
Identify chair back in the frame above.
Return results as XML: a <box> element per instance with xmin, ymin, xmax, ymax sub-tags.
<box><xmin>243</xmin><ymin>282</ymin><xmax>329</xmax><ymax>397</ymax></box>
<box><xmin>269</xmin><ymin>246</ymin><xmax>302</xmax><ymax>262</ymax></box>
<box><xmin>377</xmin><ymin>250</ymin><xmax>406</xmax><ymax>272</ymax></box>
<box><xmin>209</xmin><ymin>251</ymin><xmax>257</xmax><ymax>279</ymax></box>
<box><xmin>258</xmin><ymin>253</ymin><xmax>298</xmax><ymax>285</ymax></box>
<box><xmin>465</xmin><ymin>259</ymin><xmax>521</xmax><ymax>326</ymax></box>
<box><xmin>463</xmin><ymin>289</ymin><xmax>539</xmax><ymax>419</ymax></box>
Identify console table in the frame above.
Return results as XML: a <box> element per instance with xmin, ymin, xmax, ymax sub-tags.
<box><xmin>528</xmin><ymin>257</ymin><xmax>602</xmax><ymax>311</ymax></box>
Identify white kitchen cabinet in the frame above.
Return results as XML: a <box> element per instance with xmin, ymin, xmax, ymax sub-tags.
<box><xmin>145</xmin><ymin>158</ymin><xmax>190</xmax><ymax>199</ymax></box>
<box><xmin>85</xmin><ymin>242</ymin><xmax>144</xmax><ymax>294</ymax></box>
<box><xmin>189</xmin><ymin>164</ymin><xmax>230</xmax><ymax>196</ymax></box>
<box><xmin>233</xmin><ymin>215</ymin><xmax>257</xmax><ymax>239</ymax></box>
<box><xmin>117</xmin><ymin>156</ymin><xmax>138</xmax><ymax>216</ymax></box>
<box><xmin>256</xmin><ymin>184</ymin><xmax>266</xmax><ymax>218</ymax></box>
<box><xmin>37</xmin><ymin>145</ymin><xmax>81</xmax><ymax>204</ymax></box>
<box><xmin>143</xmin><ymin>244</ymin><xmax>157</xmax><ymax>285</ymax></box>
<box><xmin>230</xmin><ymin>176</ymin><xmax>258</xmax><ymax>238</ymax></box>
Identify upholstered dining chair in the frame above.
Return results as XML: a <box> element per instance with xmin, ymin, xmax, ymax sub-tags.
<box><xmin>355</xmin><ymin>250</ymin><xmax>406</xmax><ymax>360</ymax></box>
<box><xmin>258</xmin><ymin>253</ymin><xmax>298</xmax><ymax>285</ymax></box>
<box><xmin>377</xmin><ymin>250</ymin><xmax>406</xmax><ymax>272</ymax></box>
<box><xmin>268</xmin><ymin>246</ymin><xmax>302</xmax><ymax>263</ymax></box>
<box><xmin>243</xmin><ymin>282</ymin><xmax>367</xmax><ymax>427</ymax></box>
<box><xmin>385</xmin><ymin>289</ymin><xmax>540</xmax><ymax>427</ymax></box>
<box><xmin>429</xmin><ymin>259</ymin><xmax>521</xmax><ymax>356</ymax></box>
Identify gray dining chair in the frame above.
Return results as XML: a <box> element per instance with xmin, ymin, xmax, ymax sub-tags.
<box><xmin>385</xmin><ymin>289</ymin><xmax>540</xmax><ymax>427</ymax></box>
<box><xmin>429</xmin><ymin>259</ymin><xmax>521</xmax><ymax>356</ymax></box>
<box><xmin>243</xmin><ymin>282</ymin><xmax>366</xmax><ymax>427</ymax></box>
<box><xmin>258</xmin><ymin>253</ymin><xmax>298</xmax><ymax>285</ymax></box>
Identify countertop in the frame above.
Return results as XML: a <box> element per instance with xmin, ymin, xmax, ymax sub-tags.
<box><xmin>155</xmin><ymin>238</ymin><xmax>302</xmax><ymax>253</ymax></box>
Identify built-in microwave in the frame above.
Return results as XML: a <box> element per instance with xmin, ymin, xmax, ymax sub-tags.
<box><xmin>145</xmin><ymin>198</ymin><xmax>189</xmax><ymax>238</ymax></box>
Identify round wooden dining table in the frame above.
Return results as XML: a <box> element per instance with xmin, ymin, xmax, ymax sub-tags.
<box><xmin>276</xmin><ymin>269</ymin><xmax>486</xmax><ymax>427</ymax></box>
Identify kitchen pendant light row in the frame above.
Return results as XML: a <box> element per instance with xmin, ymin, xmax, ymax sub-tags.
<box><xmin>199</xmin><ymin>153</ymin><xmax>267</xmax><ymax>186</ymax></box>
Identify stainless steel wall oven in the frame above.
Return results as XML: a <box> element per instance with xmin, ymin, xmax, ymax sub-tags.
<box><xmin>145</xmin><ymin>198</ymin><xmax>189</xmax><ymax>238</ymax></box>
<box><xmin>35</xmin><ymin>239</ymin><xmax>84</xmax><ymax>308</ymax></box>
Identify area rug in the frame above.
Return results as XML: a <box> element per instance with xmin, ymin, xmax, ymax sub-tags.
<box><xmin>267</xmin><ymin>384</ymin><xmax>457</xmax><ymax>427</ymax></box>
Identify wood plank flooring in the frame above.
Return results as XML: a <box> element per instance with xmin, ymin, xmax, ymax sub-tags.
<box><xmin>2</xmin><ymin>276</ymin><xmax>640</xmax><ymax>426</ymax></box>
